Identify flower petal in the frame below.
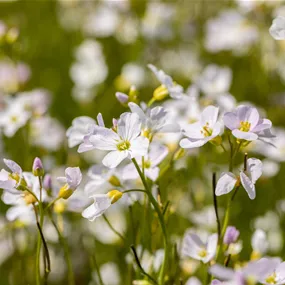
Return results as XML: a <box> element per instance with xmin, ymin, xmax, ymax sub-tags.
<box><xmin>232</xmin><ymin>129</ymin><xmax>258</xmax><ymax>141</ymax></box>
<box><xmin>240</xmin><ymin>172</ymin><xmax>256</xmax><ymax>200</ymax></box>
<box><xmin>102</xmin><ymin>151</ymin><xmax>129</xmax><ymax>169</ymax></box>
<box><xmin>215</xmin><ymin>172</ymin><xmax>237</xmax><ymax>196</ymax></box>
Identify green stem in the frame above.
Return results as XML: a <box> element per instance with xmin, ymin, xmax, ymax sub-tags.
<box><xmin>102</xmin><ymin>214</ymin><xmax>125</xmax><ymax>242</ymax></box>
<box><xmin>130</xmin><ymin>245</ymin><xmax>158</xmax><ymax>285</ymax></box>
<box><xmin>44</xmin><ymin>197</ymin><xmax>61</xmax><ymax>212</ymax></box>
<box><xmin>148</xmin><ymin>97</ymin><xmax>156</xmax><ymax>107</ymax></box>
<box><xmin>48</xmin><ymin>212</ymin><xmax>75</xmax><ymax>285</ymax></box>
<box><xmin>91</xmin><ymin>251</ymin><xmax>104</xmax><ymax>285</ymax></box>
<box><xmin>131</xmin><ymin>158</ymin><xmax>168</xmax><ymax>285</ymax></box>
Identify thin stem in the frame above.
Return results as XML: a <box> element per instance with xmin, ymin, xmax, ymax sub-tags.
<box><xmin>148</xmin><ymin>97</ymin><xmax>156</xmax><ymax>107</ymax></box>
<box><xmin>130</xmin><ymin>245</ymin><xmax>158</xmax><ymax>285</ymax></box>
<box><xmin>220</xmin><ymin>143</ymin><xmax>227</xmax><ymax>153</ymax></box>
<box><xmin>45</xmin><ymin>197</ymin><xmax>60</xmax><ymax>212</ymax></box>
<box><xmin>123</xmin><ymin>189</ymin><xmax>148</xmax><ymax>195</ymax></box>
<box><xmin>162</xmin><ymin>201</ymin><xmax>170</xmax><ymax>216</ymax></box>
<box><xmin>91</xmin><ymin>252</ymin><xmax>104</xmax><ymax>285</ymax></box>
<box><xmin>48</xmin><ymin>211</ymin><xmax>75</xmax><ymax>285</ymax></box>
<box><xmin>212</xmin><ymin>173</ymin><xmax>221</xmax><ymax>239</ymax></box>
<box><xmin>131</xmin><ymin>158</ymin><xmax>168</xmax><ymax>285</ymax></box>
<box><xmin>102</xmin><ymin>214</ymin><xmax>125</xmax><ymax>242</ymax></box>
<box><xmin>22</xmin><ymin>186</ymin><xmax>40</xmax><ymax>204</ymax></box>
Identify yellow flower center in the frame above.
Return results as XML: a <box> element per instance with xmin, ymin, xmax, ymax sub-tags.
<box><xmin>198</xmin><ymin>248</ymin><xmax>207</xmax><ymax>258</ymax></box>
<box><xmin>117</xmin><ymin>140</ymin><xmax>131</xmax><ymax>151</ymax></box>
<box><xmin>239</xmin><ymin>121</ymin><xmax>251</xmax><ymax>132</ymax></box>
<box><xmin>108</xmin><ymin>175</ymin><xmax>121</xmax><ymax>187</ymax></box>
<box><xmin>10</xmin><ymin>115</ymin><xmax>18</xmax><ymax>123</ymax></box>
<box><xmin>265</xmin><ymin>273</ymin><xmax>277</xmax><ymax>284</ymax></box>
<box><xmin>200</xmin><ymin>122</ymin><xmax>213</xmax><ymax>137</ymax></box>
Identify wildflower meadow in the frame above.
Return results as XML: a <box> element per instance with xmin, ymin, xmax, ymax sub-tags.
<box><xmin>1</xmin><ymin>1</ymin><xmax>285</xmax><ymax>285</ymax></box>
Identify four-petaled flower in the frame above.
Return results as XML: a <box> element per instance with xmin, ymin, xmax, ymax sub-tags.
<box><xmin>180</xmin><ymin>105</ymin><xmax>222</xmax><ymax>148</ymax></box>
<box><xmin>78</xmin><ymin>112</ymin><xmax>149</xmax><ymax>169</ymax></box>
<box><xmin>224</xmin><ymin>105</ymin><xmax>272</xmax><ymax>141</ymax></box>
<box><xmin>182</xmin><ymin>231</ymin><xmax>218</xmax><ymax>263</ymax></box>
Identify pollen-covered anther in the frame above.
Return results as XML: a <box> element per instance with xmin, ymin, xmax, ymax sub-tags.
<box><xmin>239</xmin><ymin>121</ymin><xmax>251</xmax><ymax>132</ymax></box>
<box><xmin>107</xmin><ymin>190</ymin><xmax>123</xmax><ymax>204</ymax></box>
<box><xmin>117</xmin><ymin>140</ymin><xmax>131</xmax><ymax>151</ymax></box>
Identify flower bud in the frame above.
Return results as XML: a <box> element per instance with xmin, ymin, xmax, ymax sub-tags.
<box><xmin>128</xmin><ymin>85</ymin><xmax>138</xmax><ymax>103</ymax></box>
<box><xmin>223</xmin><ymin>226</ymin><xmax>240</xmax><ymax>245</ymax></box>
<box><xmin>54</xmin><ymin>201</ymin><xmax>66</xmax><ymax>214</ymax></box>
<box><xmin>174</xmin><ymin>148</ymin><xmax>185</xmax><ymax>160</ymax></box>
<box><xmin>108</xmin><ymin>175</ymin><xmax>121</xmax><ymax>187</ymax></box>
<box><xmin>153</xmin><ymin>85</ymin><xmax>169</xmax><ymax>101</ymax></box>
<box><xmin>32</xmin><ymin>157</ymin><xmax>44</xmax><ymax>177</ymax></box>
<box><xmin>107</xmin><ymin>190</ymin><xmax>123</xmax><ymax>204</ymax></box>
<box><xmin>116</xmin><ymin>92</ymin><xmax>129</xmax><ymax>105</ymax></box>
<box><xmin>43</xmin><ymin>174</ymin><xmax>52</xmax><ymax>191</ymax></box>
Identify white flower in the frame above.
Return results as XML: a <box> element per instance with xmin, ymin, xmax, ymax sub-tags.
<box><xmin>182</xmin><ymin>231</ymin><xmax>218</xmax><ymax>263</ymax></box>
<box><xmin>67</xmin><ymin>113</ymin><xmax>104</xmax><ymax>148</ymax></box>
<box><xmin>180</xmin><ymin>106</ymin><xmax>221</xmax><ymax>148</ymax></box>
<box><xmin>129</xmin><ymin>102</ymin><xmax>180</xmax><ymax>138</ymax></box>
<box><xmin>0</xmin><ymin>159</ymin><xmax>23</xmax><ymax>192</ymax></box>
<box><xmin>0</xmin><ymin>98</ymin><xmax>30</xmax><ymax>137</ymax></box>
<box><xmin>251</xmin><ymin>229</ymin><xmax>268</xmax><ymax>255</ymax></box>
<box><xmin>82</xmin><ymin>190</ymin><xmax>122</xmax><ymax>221</ymax></box>
<box><xmin>122</xmin><ymin>143</ymin><xmax>169</xmax><ymax>181</ymax></box>
<box><xmin>30</xmin><ymin>116</ymin><xmax>65</xmax><ymax>151</ymax></box>
<box><xmin>78</xmin><ymin>113</ymin><xmax>149</xmax><ymax>169</ymax></box>
<box><xmin>57</xmin><ymin>167</ymin><xmax>82</xmax><ymax>199</ymax></box>
<box><xmin>224</xmin><ymin>105</ymin><xmax>272</xmax><ymax>141</ymax></box>
<box><xmin>270</xmin><ymin>16</ymin><xmax>285</xmax><ymax>40</ymax></box>
<box><xmin>215</xmin><ymin>158</ymin><xmax>262</xmax><ymax>200</ymax></box>
<box><xmin>148</xmin><ymin>64</ymin><xmax>184</xmax><ymax>99</ymax></box>
<box><xmin>205</xmin><ymin>10</ymin><xmax>258</xmax><ymax>55</ymax></box>
<box><xmin>198</xmin><ymin>65</ymin><xmax>232</xmax><ymax>98</ymax></box>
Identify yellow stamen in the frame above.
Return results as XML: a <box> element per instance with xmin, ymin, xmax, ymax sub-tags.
<box><xmin>117</xmin><ymin>140</ymin><xmax>131</xmax><ymax>151</ymax></box>
<box><xmin>239</xmin><ymin>121</ymin><xmax>251</xmax><ymax>132</ymax></box>
<box><xmin>107</xmin><ymin>190</ymin><xmax>123</xmax><ymax>204</ymax></box>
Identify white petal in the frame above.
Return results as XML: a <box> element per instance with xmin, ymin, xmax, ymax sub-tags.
<box><xmin>89</xmin><ymin>128</ymin><xmax>119</xmax><ymax>151</ymax></box>
<box><xmin>240</xmin><ymin>172</ymin><xmax>256</xmax><ymax>200</ymax></box>
<box><xmin>102</xmin><ymin>151</ymin><xmax>128</xmax><ymax>169</ymax></box>
<box><xmin>201</xmin><ymin>106</ymin><xmax>219</xmax><ymax>127</ymax></box>
<box><xmin>215</xmin><ymin>172</ymin><xmax>237</xmax><ymax>196</ymax></box>
<box><xmin>247</xmin><ymin>158</ymin><xmax>262</xmax><ymax>184</ymax></box>
<box><xmin>232</xmin><ymin>129</ymin><xmax>258</xmax><ymax>141</ymax></box>
<box><xmin>182</xmin><ymin>122</ymin><xmax>204</xmax><ymax>139</ymax></box>
<box><xmin>179</xmin><ymin>138</ymin><xmax>207</xmax><ymax>149</ymax></box>
<box><xmin>3</xmin><ymin>159</ymin><xmax>22</xmax><ymax>174</ymax></box>
<box><xmin>209</xmin><ymin>264</ymin><xmax>235</xmax><ymax>280</ymax></box>
<box><xmin>117</xmin><ymin>112</ymin><xmax>141</xmax><ymax>141</ymax></box>
<box><xmin>130</xmin><ymin>136</ymin><xmax>149</xmax><ymax>157</ymax></box>
<box><xmin>82</xmin><ymin>195</ymin><xmax>111</xmax><ymax>221</ymax></box>
<box><xmin>128</xmin><ymin>102</ymin><xmax>146</xmax><ymax>122</ymax></box>
<box><xmin>182</xmin><ymin>232</ymin><xmax>204</xmax><ymax>260</ymax></box>
<box><xmin>205</xmin><ymin>233</ymin><xmax>218</xmax><ymax>263</ymax></box>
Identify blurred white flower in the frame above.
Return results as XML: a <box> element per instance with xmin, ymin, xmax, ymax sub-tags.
<box><xmin>0</xmin><ymin>98</ymin><xmax>30</xmax><ymax>137</ymax></box>
<box><xmin>30</xmin><ymin>116</ymin><xmax>65</xmax><ymax>151</ymax></box>
<box><xmin>0</xmin><ymin>61</ymin><xmax>30</xmax><ymax>93</ymax></box>
<box><xmin>182</xmin><ymin>231</ymin><xmax>218</xmax><ymax>263</ymax></box>
<box><xmin>141</xmin><ymin>2</ymin><xmax>175</xmax><ymax>40</ymax></box>
<box><xmin>251</xmin><ymin>229</ymin><xmax>268</xmax><ymax>256</ymax></box>
<box><xmin>83</xmin><ymin>5</ymin><xmax>119</xmax><ymax>37</ymax></box>
<box><xmin>270</xmin><ymin>16</ymin><xmax>285</xmax><ymax>40</ymax></box>
<box><xmin>180</xmin><ymin>106</ymin><xmax>221</xmax><ymax>149</ymax></box>
<box><xmin>205</xmin><ymin>10</ymin><xmax>258</xmax><ymax>55</ymax></box>
<box><xmin>198</xmin><ymin>65</ymin><xmax>232</xmax><ymax>98</ymax></box>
